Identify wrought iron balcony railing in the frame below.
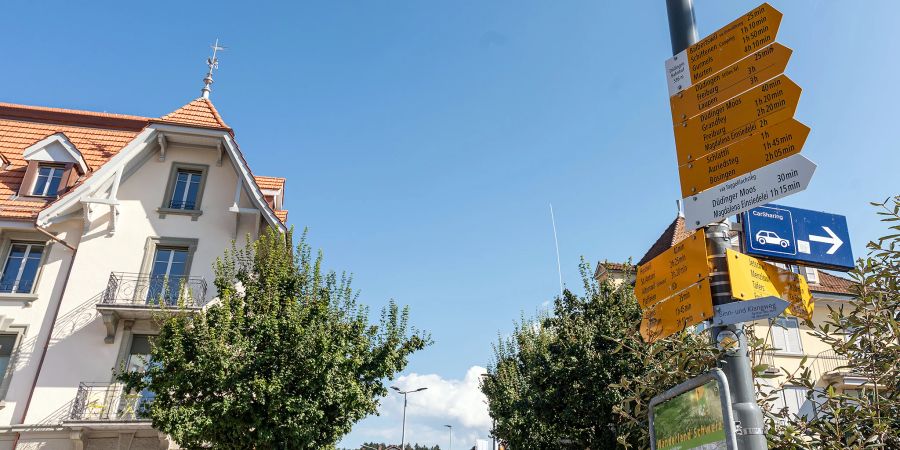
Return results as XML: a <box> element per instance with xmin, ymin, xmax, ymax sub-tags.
<box><xmin>756</xmin><ymin>349</ymin><xmax>854</xmax><ymax>381</ymax></box>
<box><xmin>69</xmin><ymin>382</ymin><xmax>153</xmax><ymax>421</ymax></box>
<box><xmin>100</xmin><ymin>272</ymin><xmax>208</xmax><ymax>308</ymax></box>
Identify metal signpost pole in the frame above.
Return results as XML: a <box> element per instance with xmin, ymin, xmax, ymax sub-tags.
<box><xmin>665</xmin><ymin>1</ymin><xmax>768</xmax><ymax>449</ymax></box>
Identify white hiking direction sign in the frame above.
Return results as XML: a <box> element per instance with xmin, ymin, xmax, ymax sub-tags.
<box><xmin>711</xmin><ymin>297</ymin><xmax>789</xmax><ymax>327</ymax></box>
<box><xmin>682</xmin><ymin>153</ymin><xmax>816</xmax><ymax>231</ymax></box>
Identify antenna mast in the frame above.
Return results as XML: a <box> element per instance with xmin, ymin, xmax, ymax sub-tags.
<box><xmin>549</xmin><ymin>203</ymin><xmax>564</xmax><ymax>297</ymax></box>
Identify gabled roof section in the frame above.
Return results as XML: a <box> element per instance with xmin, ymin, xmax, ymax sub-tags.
<box><xmin>23</xmin><ymin>132</ymin><xmax>89</xmax><ymax>173</ymax></box>
<box><xmin>159</xmin><ymin>98</ymin><xmax>229</xmax><ymax>129</ymax></box>
<box><xmin>254</xmin><ymin>176</ymin><xmax>287</xmax><ymax>223</ymax></box>
<box><xmin>0</xmin><ymin>102</ymin><xmax>146</xmax><ymax>220</ymax></box>
<box><xmin>254</xmin><ymin>176</ymin><xmax>285</xmax><ymax>191</ymax></box>
<box><xmin>638</xmin><ymin>216</ymin><xmax>689</xmax><ymax>266</ymax></box>
<box><xmin>594</xmin><ymin>260</ymin><xmax>631</xmax><ymax>282</ymax></box>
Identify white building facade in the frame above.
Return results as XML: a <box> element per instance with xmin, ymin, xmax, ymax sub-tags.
<box><xmin>0</xmin><ymin>97</ymin><xmax>288</xmax><ymax>449</ymax></box>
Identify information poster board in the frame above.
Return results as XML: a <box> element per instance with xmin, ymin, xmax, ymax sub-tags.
<box><xmin>649</xmin><ymin>370</ymin><xmax>737</xmax><ymax>450</ymax></box>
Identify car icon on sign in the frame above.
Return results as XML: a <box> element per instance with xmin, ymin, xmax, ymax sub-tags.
<box><xmin>756</xmin><ymin>230</ymin><xmax>790</xmax><ymax>248</ymax></box>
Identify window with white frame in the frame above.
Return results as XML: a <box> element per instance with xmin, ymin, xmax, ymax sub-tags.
<box><xmin>32</xmin><ymin>164</ymin><xmax>65</xmax><ymax>197</ymax></box>
<box><xmin>116</xmin><ymin>334</ymin><xmax>156</xmax><ymax>419</ymax></box>
<box><xmin>772</xmin><ymin>386</ymin><xmax>818</xmax><ymax>421</ymax></box>
<box><xmin>169</xmin><ymin>169</ymin><xmax>202</xmax><ymax>210</ymax></box>
<box><xmin>0</xmin><ymin>334</ymin><xmax>16</xmax><ymax>386</ymax></box>
<box><xmin>160</xmin><ymin>163</ymin><xmax>209</xmax><ymax>216</ymax></box>
<box><xmin>803</xmin><ymin>266</ymin><xmax>819</xmax><ymax>284</ymax></box>
<box><xmin>0</xmin><ymin>242</ymin><xmax>45</xmax><ymax>294</ymax></box>
<box><xmin>772</xmin><ymin>317</ymin><xmax>804</xmax><ymax>354</ymax></box>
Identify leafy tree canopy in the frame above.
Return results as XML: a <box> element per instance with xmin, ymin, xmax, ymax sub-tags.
<box><xmin>481</xmin><ymin>261</ymin><xmax>718</xmax><ymax>449</ymax></box>
<box><xmin>120</xmin><ymin>229</ymin><xmax>431</xmax><ymax>449</ymax></box>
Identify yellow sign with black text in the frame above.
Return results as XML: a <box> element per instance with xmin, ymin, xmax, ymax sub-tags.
<box><xmin>640</xmin><ymin>278</ymin><xmax>714</xmax><ymax>343</ymax></box>
<box><xmin>677</xmin><ymin>118</ymin><xmax>809</xmax><ymax>197</ymax></box>
<box><xmin>673</xmin><ymin>74</ymin><xmax>801</xmax><ymax>166</ymax></box>
<box><xmin>665</xmin><ymin>3</ymin><xmax>783</xmax><ymax>94</ymax></box>
<box><xmin>636</xmin><ymin>230</ymin><xmax>710</xmax><ymax>309</ymax></box>
<box><xmin>725</xmin><ymin>249</ymin><xmax>814</xmax><ymax>319</ymax></box>
<box><xmin>670</xmin><ymin>43</ymin><xmax>792</xmax><ymax>123</ymax></box>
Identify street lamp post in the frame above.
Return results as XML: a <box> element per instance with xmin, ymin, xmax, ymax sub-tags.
<box><xmin>391</xmin><ymin>386</ymin><xmax>427</xmax><ymax>449</ymax></box>
<box><xmin>444</xmin><ymin>424</ymin><xmax>452</xmax><ymax>450</ymax></box>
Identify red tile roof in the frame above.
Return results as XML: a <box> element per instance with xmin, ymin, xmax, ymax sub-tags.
<box><xmin>638</xmin><ymin>216</ymin><xmax>690</xmax><ymax>266</ymax></box>
<box><xmin>158</xmin><ymin>98</ymin><xmax>229</xmax><ymax>129</ymax></box>
<box><xmin>254</xmin><ymin>176</ymin><xmax>285</xmax><ymax>191</ymax></box>
<box><xmin>274</xmin><ymin>210</ymin><xmax>288</xmax><ymax>223</ymax></box>
<box><xmin>598</xmin><ymin>261</ymin><xmax>629</xmax><ymax>272</ymax></box>
<box><xmin>810</xmin><ymin>271</ymin><xmax>855</xmax><ymax>296</ymax></box>
<box><xmin>593</xmin><ymin>261</ymin><xmax>632</xmax><ymax>282</ymax></box>
<box><xmin>0</xmin><ymin>104</ymin><xmax>146</xmax><ymax>220</ymax></box>
<box><xmin>0</xmin><ymin>99</ymin><xmax>282</xmax><ymax>222</ymax></box>
<box><xmin>0</xmin><ymin>102</ymin><xmax>150</xmax><ymax>129</ymax></box>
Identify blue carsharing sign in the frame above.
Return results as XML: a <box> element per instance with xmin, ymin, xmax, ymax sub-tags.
<box><xmin>742</xmin><ymin>204</ymin><xmax>854</xmax><ymax>271</ymax></box>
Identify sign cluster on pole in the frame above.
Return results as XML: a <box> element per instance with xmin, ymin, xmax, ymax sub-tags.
<box><xmin>665</xmin><ymin>3</ymin><xmax>816</xmax><ymax>232</ymax></box>
<box><xmin>643</xmin><ymin>2</ymin><xmax>857</xmax><ymax>344</ymax></box>
<box><xmin>652</xmin><ymin>3</ymin><xmax>856</xmax><ymax>448</ymax></box>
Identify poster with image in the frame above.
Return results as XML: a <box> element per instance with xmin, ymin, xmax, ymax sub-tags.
<box><xmin>653</xmin><ymin>380</ymin><xmax>727</xmax><ymax>450</ymax></box>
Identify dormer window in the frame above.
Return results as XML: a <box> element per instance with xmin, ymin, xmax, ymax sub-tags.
<box><xmin>19</xmin><ymin>133</ymin><xmax>88</xmax><ymax>199</ymax></box>
<box><xmin>32</xmin><ymin>164</ymin><xmax>66</xmax><ymax>197</ymax></box>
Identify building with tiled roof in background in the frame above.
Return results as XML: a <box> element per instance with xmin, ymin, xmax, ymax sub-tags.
<box><xmin>595</xmin><ymin>214</ymin><xmax>862</xmax><ymax>421</ymax></box>
<box><xmin>0</xmin><ymin>62</ymin><xmax>289</xmax><ymax>448</ymax></box>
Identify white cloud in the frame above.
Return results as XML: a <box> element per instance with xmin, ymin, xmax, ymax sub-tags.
<box><xmin>338</xmin><ymin>366</ymin><xmax>493</xmax><ymax>449</ymax></box>
<box><xmin>393</xmin><ymin>366</ymin><xmax>491</xmax><ymax>428</ymax></box>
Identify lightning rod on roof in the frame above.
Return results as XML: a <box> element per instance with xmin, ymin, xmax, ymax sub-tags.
<box><xmin>201</xmin><ymin>38</ymin><xmax>226</xmax><ymax>99</ymax></box>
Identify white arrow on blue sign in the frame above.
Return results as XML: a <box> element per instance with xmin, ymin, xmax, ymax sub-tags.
<box><xmin>683</xmin><ymin>154</ymin><xmax>817</xmax><ymax>232</ymax></box>
<box><xmin>712</xmin><ymin>297</ymin><xmax>790</xmax><ymax>327</ymax></box>
<box><xmin>741</xmin><ymin>204</ymin><xmax>855</xmax><ymax>271</ymax></box>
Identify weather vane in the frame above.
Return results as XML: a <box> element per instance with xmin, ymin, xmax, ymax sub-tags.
<box><xmin>201</xmin><ymin>38</ymin><xmax>226</xmax><ymax>99</ymax></box>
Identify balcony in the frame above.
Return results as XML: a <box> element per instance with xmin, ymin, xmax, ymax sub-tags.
<box><xmin>97</xmin><ymin>272</ymin><xmax>208</xmax><ymax>343</ymax></box>
<box><xmin>68</xmin><ymin>382</ymin><xmax>152</xmax><ymax>422</ymax></box>
<box><xmin>757</xmin><ymin>349</ymin><xmax>863</xmax><ymax>386</ymax></box>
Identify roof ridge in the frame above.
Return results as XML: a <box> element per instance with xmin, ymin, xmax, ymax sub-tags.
<box><xmin>0</xmin><ymin>102</ymin><xmax>150</xmax><ymax>131</ymax></box>
<box><xmin>0</xmin><ymin>101</ymin><xmax>151</xmax><ymax>121</ymax></box>
<box><xmin>159</xmin><ymin>98</ymin><xmax>229</xmax><ymax>129</ymax></box>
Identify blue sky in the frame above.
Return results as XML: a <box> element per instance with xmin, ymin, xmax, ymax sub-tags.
<box><xmin>3</xmin><ymin>0</ymin><xmax>898</xmax><ymax>447</ymax></box>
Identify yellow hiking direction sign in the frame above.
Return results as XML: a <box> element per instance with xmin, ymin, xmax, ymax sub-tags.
<box><xmin>673</xmin><ymin>74</ymin><xmax>801</xmax><ymax>166</ymax></box>
<box><xmin>670</xmin><ymin>43</ymin><xmax>792</xmax><ymax>124</ymax></box>
<box><xmin>640</xmin><ymin>278</ymin><xmax>714</xmax><ymax>343</ymax></box>
<box><xmin>635</xmin><ymin>230</ymin><xmax>709</xmax><ymax>309</ymax></box>
<box><xmin>665</xmin><ymin>3</ymin><xmax>783</xmax><ymax>95</ymax></box>
<box><xmin>677</xmin><ymin>118</ymin><xmax>810</xmax><ymax>197</ymax></box>
<box><xmin>725</xmin><ymin>249</ymin><xmax>814</xmax><ymax>319</ymax></box>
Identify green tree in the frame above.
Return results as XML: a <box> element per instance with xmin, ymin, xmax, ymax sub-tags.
<box><xmin>481</xmin><ymin>261</ymin><xmax>718</xmax><ymax>449</ymax></box>
<box><xmin>119</xmin><ymin>229</ymin><xmax>430</xmax><ymax>449</ymax></box>
<box><xmin>760</xmin><ymin>196</ymin><xmax>900</xmax><ymax>449</ymax></box>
